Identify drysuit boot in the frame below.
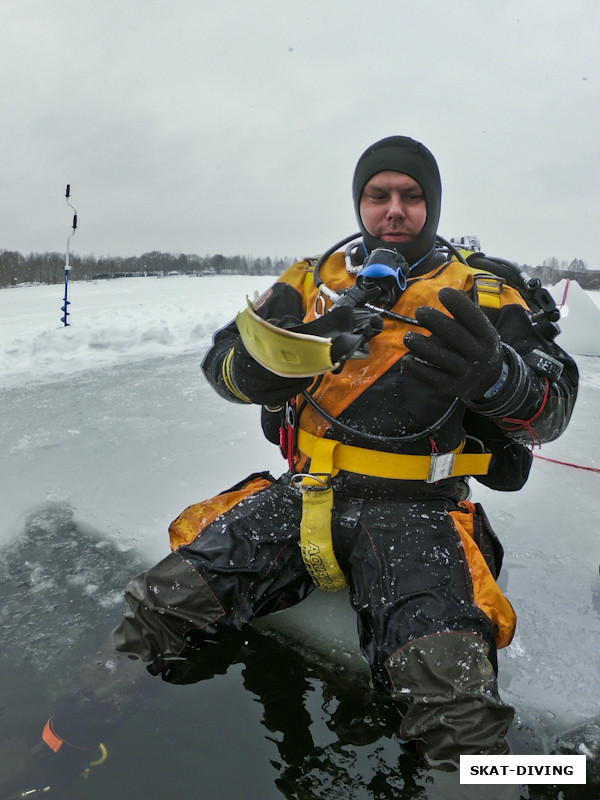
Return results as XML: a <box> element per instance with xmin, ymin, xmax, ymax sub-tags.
<box><xmin>387</xmin><ymin>632</ymin><xmax>514</xmax><ymax>761</ymax></box>
<box><xmin>422</xmin><ymin>767</ymin><xmax>527</xmax><ymax>800</ymax></box>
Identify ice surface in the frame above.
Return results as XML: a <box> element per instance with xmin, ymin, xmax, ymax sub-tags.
<box><xmin>1</xmin><ymin>274</ymin><xmax>599</xmax><ymax>757</ymax></box>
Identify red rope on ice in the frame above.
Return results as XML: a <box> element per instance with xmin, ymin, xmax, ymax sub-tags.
<box><xmin>533</xmin><ymin>453</ymin><xmax>600</xmax><ymax>474</ymax></box>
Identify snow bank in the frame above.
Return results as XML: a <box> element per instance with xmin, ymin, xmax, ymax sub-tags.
<box><xmin>2</xmin><ymin>276</ymin><xmax>599</xmax><ymax>390</ymax></box>
<box><xmin>549</xmin><ymin>279</ymin><xmax>600</xmax><ymax>356</ymax></box>
<box><xmin>0</xmin><ymin>275</ymin><xmax>274</xmax><ymax>389</ymax></box>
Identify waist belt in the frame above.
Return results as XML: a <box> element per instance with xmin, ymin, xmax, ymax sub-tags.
<box><xmin>296</xmin><ymin>428</ymin><xmax>491</xmax><ymax>482</ymax></box>
<box><xmin>293</xmin><ymin>429</ymin><xmax>492</xmax><ymax>593</ymax></box>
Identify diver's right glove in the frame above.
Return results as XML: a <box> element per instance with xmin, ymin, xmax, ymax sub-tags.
<box><xmin>402</xmin><ymin>287</ymin><xmax>505</xmax><ymax>401</ymax></box>
<box><xmin>403</xmin><ymin>288</ymin><xmax>536</xmax><ymax>418</ymax></box>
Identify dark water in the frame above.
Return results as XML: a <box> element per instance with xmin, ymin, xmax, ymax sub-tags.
<box><xmin>1</xmin><ymin>505</ymin><xmax>598</xmax><ymax>799</ymax></box>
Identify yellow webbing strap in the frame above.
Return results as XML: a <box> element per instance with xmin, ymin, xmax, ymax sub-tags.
<box><xmin>456</xmin><ymin>251</ymin><xmax>506</xmax><ymax>310</ymax></box>
<box><xmin>295</xmin><ymin>438</ymin><xmax>348</xmax><ymax>592</ymax></box>
<box><xmin>82</xmin><ymin>743</ymin><xmax>109</xmax><ymax>779</ymax></box>
<box><xmin>90</xmin><ymin>743</ymin><xmax>109</xmax><ymax>766</ymax></box>
<box><xmin>472</xmin><ymin>274</ymin><xmax>505</xmax><ymax>310</ymax></box>
<box><xmin>236</xmin><ymin>300</ymin><xmax>338</xmax><ymax>378</ymax></box>
<box><xmin>296</xmin><ymin>429</ymin><xmax>492</xmax><ymax>481</ymax></box>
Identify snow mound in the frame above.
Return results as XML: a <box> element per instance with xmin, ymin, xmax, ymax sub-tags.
<box><xmin>0</xmin><ymin>275</ymin><xmax>274</xmax><ymax>389</ymax></box>
<box><xmin>550</xmin><ymin>279</ymin><xmax>600</xmax><ymax>356</ymax></box>
<box><xmin>1</xmin><ymin>309</ymin><xmax>216</xmax><ymax>384</ymax></box>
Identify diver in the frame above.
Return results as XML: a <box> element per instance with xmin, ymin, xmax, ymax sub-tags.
<box><xmin>2</xmin><ymin>136</ymin><xmax>578</xmax><ymax>799</ymax></box>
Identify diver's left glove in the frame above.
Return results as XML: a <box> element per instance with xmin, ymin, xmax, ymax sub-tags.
<box><xmin>226</xmin><ymin>337</ymin><xmax>313</xmax><ymax>406</ymax></box>
<box><xmin>402</xmin><ymin>287</ymin><xmax>509</xmax><ymax>402</ymax></box>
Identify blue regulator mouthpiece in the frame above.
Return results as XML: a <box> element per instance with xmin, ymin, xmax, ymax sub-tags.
<box><xmin>358</xmin><ymin>247</ymin><xmax>410</xmax><ymax>292</ymax></box>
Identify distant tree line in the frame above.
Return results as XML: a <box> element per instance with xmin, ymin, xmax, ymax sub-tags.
<box><xmin>0</xmin><ymin>250</ymin><xmax>295</xmax><ymax>288</ymax></box>
<box><xmin>527</xmin><ymin>257</ymin><xmax>600</xmax><ymax>291</ymax></box>
<box><xmin>1</xmin><ymin>248</ymin><xmax>599</xmax><ymax>290</ymax></box>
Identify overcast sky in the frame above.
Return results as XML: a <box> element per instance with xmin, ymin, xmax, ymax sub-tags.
<box><xmin>1</xmin><ymin>0</ymin><xmax>598</xmax><ymax>269</ymax></box>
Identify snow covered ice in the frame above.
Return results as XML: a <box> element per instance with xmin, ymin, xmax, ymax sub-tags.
<box><xmin>1</xmin><ymin>273</ymin><xmax>600</xmax><ymax>767</ymax></box>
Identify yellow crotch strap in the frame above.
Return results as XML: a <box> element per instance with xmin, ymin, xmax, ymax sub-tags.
<box><xmin>292</xmin><ymin>438</ymin><xmax>348</xmax><ymax>593</ymax></box>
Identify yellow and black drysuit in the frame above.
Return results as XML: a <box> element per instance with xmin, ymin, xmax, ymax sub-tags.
<box><xmin>112</xmin><ymin>247</ymin><xmax>578</xmax><ymax>762</ymax></box>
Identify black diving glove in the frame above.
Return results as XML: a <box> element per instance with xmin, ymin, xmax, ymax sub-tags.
<box><xmin>229</xmin><ymin>306</ymin><xmax>383</xmax><ymax>406</ymax></box>
<box><xmin>402</xmin><ymin>287</ymin><xmax>507</xmax><ymax>401</ymax></box>
<box><xmin>228</xmin><ymin>338</ymin><xmax>313</xmax><ymax>406</ymax></box>
<box><xmin>293</xmin><ymin>305</ymin><xmax>384</xmax><ymax>364</ymax></box>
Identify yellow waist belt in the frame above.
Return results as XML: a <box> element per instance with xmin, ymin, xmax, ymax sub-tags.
<box><xmin>293</xmin><ymin>429</ymin><xmax>492</xmax><ymax>592</ymax></box>
<box><xmin>296</xmin><ymin>428</ymin><xmax>491</xmax><ymax>482</ymax></box>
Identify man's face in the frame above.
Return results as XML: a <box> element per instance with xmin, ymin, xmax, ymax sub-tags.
<box><xmin>359</xmin><ymin>171</ymin><xmax>427</xmax><ymax>245</ymax></box>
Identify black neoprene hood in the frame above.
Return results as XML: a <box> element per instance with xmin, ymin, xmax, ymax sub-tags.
<box><xmin>352</xmin><ymin>136</ymin><xmax>442</xmax><ymax>265</ymax></box>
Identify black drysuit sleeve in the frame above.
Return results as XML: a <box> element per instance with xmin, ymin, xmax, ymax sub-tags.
<box><xmin>467</xmin><ymin>303</ymin><xmax>578</xmax><ymax>447</ymax></box>
<box><xmin>201</xmin><ymin>281</ymin><xmax>305</xmax><ymax>404</ymax></box>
